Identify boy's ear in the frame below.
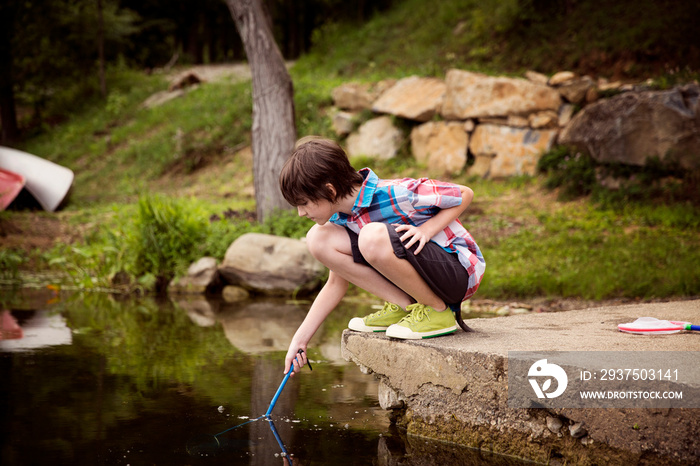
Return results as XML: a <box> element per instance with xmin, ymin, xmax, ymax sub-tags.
<box><xmin>325</xmin><ymin>183</ymin><xmax>337</xmax><ymax>200</ymax></box>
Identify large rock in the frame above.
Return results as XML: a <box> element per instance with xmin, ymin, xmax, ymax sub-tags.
<box><xmin>331</xmin><ymin>80</ymin><xmax>396</xmax><ymax>111</ymax></box>
<box><xmin>469</xmin><ymin>124</ymin><xmax>558</xmax><ymax>177</ymax></box>
<box><xmin>219</xmin><ymin>233</ymin><xmax>324</xmax><ymax>295</ymax></box>
<box><xmin>168</xmin><ymin>256</ymin><xmax>221</xmax><ymax>294</ymax></box>
<box><xmin>330</xmin><ymin>109</ymin><xmax>356</xmax><ymax>136</ymax></box>
<box><xmin>346</xmin><ymin>116</ymin><xmax>404</xmax><ymax>160</ymax></box>
<box><xmin>559</xmin><ymin>84</ymin><xmax>700</xmax><ymax>169</ymax></box>
<box><xmin>555</xmin><ymin>76</ymin><xmax>595</xmax><ymax>105</ymax></box>
<box><xmin>372</xmin><ymin>76</ymin><xmax>445</xmax><ymax>122</ymax></box>
<box><xmin>441</xmin><ymin>69</ymin><xmax>562</xmax><ymax>119</ymax></box>
<box><xmin>410</xmin><ymin>121</ymin><xmax>468</xmax><ymax>175</ymax></box>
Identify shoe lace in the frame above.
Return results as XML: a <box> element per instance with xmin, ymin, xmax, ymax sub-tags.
<box><xmin>370</xmin><ymin>302</ymin><xmax>401</xmax><ymax>318</ymax></box>
<box><xmin>402</xmin><ymin>304</ymin><xmax>431</xmax><ymax>323</ymax></box>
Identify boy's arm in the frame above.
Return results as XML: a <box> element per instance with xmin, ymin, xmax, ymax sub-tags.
<box><xmin>396</xmin><ymin>185</ymin><xmax>473</xmax><ymax>254</ymax></box>
<box><xmin>284</xmin><ymin>270</ymin><xmax>349</xmax><ymax>375</ymax></box>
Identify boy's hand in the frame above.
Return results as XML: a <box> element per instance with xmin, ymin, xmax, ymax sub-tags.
<box><xmin>284</xmin><ymin>344</ymin><xmax>309</xmax><ymax>376</ymax></box>
<box><xmin>394</xmin><ymin>224</ymin><xmax>428</xmax><ymax>255</ymax></box>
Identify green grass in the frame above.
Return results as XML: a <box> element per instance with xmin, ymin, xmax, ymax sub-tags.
<box><xmin>479</xmin><ymin>204</ymin><xmax>700</xmax><ymax>299</ymax></box>
<box><xmin>20</xmin><ymin>70</ymin><xmax>253</xmax><ymax>207</ymax></box>
<box><xmin>296</xmin><ymin>0</ymin><xmax>700</xmax><ymax>79</ymax></box>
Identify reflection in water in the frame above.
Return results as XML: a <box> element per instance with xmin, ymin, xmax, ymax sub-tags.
<box><xmin>0</xmin><ymin>290</ymin><xmax>529</xmax><ymax>465</ymax></box>
<box><xmin>218</xmin><ymin>302</ymin><xmax>307</xmax><ymax>354</ymax></box>
<box><xmin>0</xmin><ymin>310</ymin><xmax>72</xmax><ymax>352</ymax></box>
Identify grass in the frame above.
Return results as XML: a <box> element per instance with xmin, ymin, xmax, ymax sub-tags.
<box><xmin>296</xmin><ymin>0</ymin><xmax>700</xmax><ymax>79</ymax></box>
<box><xmin>478</xmin><ymin>203</ymin><xmax>700</xmax><ymax>299</ymax></box>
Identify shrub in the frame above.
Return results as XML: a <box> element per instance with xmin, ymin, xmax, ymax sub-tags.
<box><xmin>537</xmin><ymin>146</ymin><xmax>596</xmax><ymax>200</ymax></box>
<box><xmin>125</xmin><ymin>195</ymin><xmax>208</xmax><ymax>292</ymax></box>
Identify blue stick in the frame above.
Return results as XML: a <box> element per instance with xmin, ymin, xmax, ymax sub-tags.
<box><xmin>265</xmin><ymin>349</ymin><xmax>311</xmax><ymax>417</ymax></box>
<box><xmin>213</xmin><ymin>350</ymin><xmax>310</xmax><ymax>437</ymax></box>
<box><xmin>265</xmin><ymin>362</ymin><xmax>294</xmax><ymax>417</ymax></box>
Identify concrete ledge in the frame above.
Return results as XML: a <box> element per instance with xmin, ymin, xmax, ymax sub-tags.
<box><xmin>341</xmin><ymin>300</ymin><xmax>700</xmax><ymax>464</ymax></box>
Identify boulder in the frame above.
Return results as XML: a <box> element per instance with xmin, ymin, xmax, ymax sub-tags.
<box><xmin>507</xmin><ymin>115</ymin><xmax>530</xmax><ymax>128</ymax></box>
<box><xmin>168</xmin><ymin>256</ymin><xmax>221</xmax><ymax>294</ymax></box>
<box><xmin>548</xmin><ymin>71</ymin><xmax>576</xmax><ymax>86</ymax></box>
<box><xmin>529</xmin><ymin>110</ymin><xmax>559</xmax><ymax>129</ymax></box>
<box><xmin>346</xmin><ymin>116</ymin><xmax>404</xmax><ymax>160</ymax></box>
<box><xmin>331</xmin><ymin>80</ymin><xmax>395</xmax><ymax>111</ymax></box>
<box><xmin>556</xmin><ymin>76</ymin><xmax>595</xmax><ymax>105</ymax></box>
<box><xmin>469</xmin><ymin>124</ymin><xmax>558</xmax><ymax>177</ymax></box>
<box><xmin>558</xmin><ymin>104</ymin><xmax>576</xmax><ymax>127</ymax></box>
<box><xmin>469</xmin><ymin>154</ymin><xmax>496</xmax><ymax>178</ymax></box>
<box><xmin>331</xmin><ymin>109</ymin><xmax>356</xmax><ymax>136</ymax></box>
<box><xmin>410</xmin><ymin>121</ymin><xmax>468</xmax><ymax>175</ymax></box>
<box><xmin>219</xmin><ymin>233</ymin><xmax>324</xmax><ymax>295</ymax></box>
<box><xmin>441</xmin><ymin>69</ymin><xmax>561</xmax><ymax>119</ymax></box>
<box><xmin>372</xmin><ymin>76</ymin><xmax>446</xmax><ymax>122</ymax></box>
<box><xmin>559</xmin><ymin>84</ymin><xmax>700</xmax><ymax>169</ymax></box>
<box><xmin>525</xmin><ymin>70</ymin><xmax>549</xmax><ymax>85</ymax></box>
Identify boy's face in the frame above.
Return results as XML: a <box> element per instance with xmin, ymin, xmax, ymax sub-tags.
<box><xmin>296</xmin><ymin>198</ymin><xmax>335</xmax><ymax>225</ymax></box>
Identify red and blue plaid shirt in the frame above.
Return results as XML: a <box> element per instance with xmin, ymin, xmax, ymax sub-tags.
<box><xmin>330</xmin><ymin>168</ymin><xmax>485</xmax><ymax>300</ymax></box>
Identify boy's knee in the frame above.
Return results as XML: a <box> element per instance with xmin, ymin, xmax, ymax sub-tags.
<box><xmin>305</xmin><ymin>224</ymin><xmax>327</xmax><ymax>259</ymax></box>
<box><xmin>357</xmin><ymin>223</ymin><xmax>392</xmax><ymax>263</ymax></box>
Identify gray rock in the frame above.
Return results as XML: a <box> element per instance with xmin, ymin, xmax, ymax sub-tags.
<box><xmin>469</xmin><ymin>124</ymin><xmax>558</xmax><ymax>177</ymax></box>
<box><xmin>346</xmin><ymin>116</ymin><xmax>404</xmax><ymax>160</ymax></box>
<box><xmin>559</xmin><ymin>84</ymin><xmax>700</xmax><ymax>170</ymax></box>
<box><xmin>410</xmin><ymin>121</ymin><xmax>468</xmax><ymax>175</ymax></box>
<box><xmin>169</xmin><ymin>256</ymin><xmax>220</xmax><ymax>294</ymax></box>
<box><xmin>372</xmin><ymin>76</ymin><xmax>445</xmax><ymax>122</ymax></box>
<box><xmin>569</xmin><ymin>421</ymin><xmax>588</xmax><ymax>438</ymax></box>
<box><xmin>219</xmin><ymin>233</ymin><xmax>324</xmax><ymax>295</ymax></box>
<box><xmin>442</xmin><ymin>69</ymin><xmax>561</xmax><ymax>119</ymax></box>
<box><xmin>546</xmin><ymin>416</ymin><xmax>564</xmax><ymax>433</ymax></box>
<box><xmin>378</xmin><ymin>380</ymin><xmax>404</xmax><ymax>409</ymax></box>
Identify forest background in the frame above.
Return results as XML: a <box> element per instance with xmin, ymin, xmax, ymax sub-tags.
<box><xmin>1</xmin><ymin>0</ymin><xmax>699</xmax><ymax>305</ymax></box>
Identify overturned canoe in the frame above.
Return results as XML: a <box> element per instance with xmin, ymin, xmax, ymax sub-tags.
<box><xmin>0</xmin><ymin>168</ymin><xmax>25</xmax><ymax>211</ymax></box>
<box><xmin>0</xmin><ymin>146</ymin><xmax>74</xmax><ymax>211</ymax></box>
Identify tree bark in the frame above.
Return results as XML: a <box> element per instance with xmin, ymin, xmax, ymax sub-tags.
<box><xmin>0</xmin><ymin>1</ymin><xmax>19</xmax><ymax>144</ymax></box>
<box><xmin>225</xmin><ymin>0</ymin><xmax>296</xmax><ymax>223</ymax></box>
<box><xmin>96</xmin><ymin>0</ymin><xmax>107</xmax><ymax>98</ymax></box>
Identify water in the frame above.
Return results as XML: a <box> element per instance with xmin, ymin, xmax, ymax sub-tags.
<box><xmin>0</xmin><ymin>289</ymin><xmax>526</xmax><ymax>465</ymax></box>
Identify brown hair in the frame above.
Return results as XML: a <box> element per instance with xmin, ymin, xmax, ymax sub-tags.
<box><xmin>279</xmin><ymin>136</ymin><xmax>363</xmax><ymax>206</ymax></box>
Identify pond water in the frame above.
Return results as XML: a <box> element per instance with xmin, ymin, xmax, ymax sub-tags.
<box><xmin>0</xmin><ymin>288</ymin><xmax>528</xmax><ymax>465</ymax></box>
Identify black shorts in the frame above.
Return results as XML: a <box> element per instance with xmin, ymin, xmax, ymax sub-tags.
<box><xmin>345</xmin><ymin>224</ymin><xmax>469</xmax><ymax>306</ymax></box>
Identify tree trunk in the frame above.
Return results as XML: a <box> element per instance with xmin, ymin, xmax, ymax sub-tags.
<box><xmin>225</xmin><ymin>0</ymin><xmax>296</xmax><ymax>223</ymax></box>
<box><xmin>0</xmin><ymin>1</ymin><xmax>19</xmax><ymax>144</ymax></box>
<box><xmin>96</xmin><ymin>0</ymin><xmax>107</xmax><ymax>98</ymax></box>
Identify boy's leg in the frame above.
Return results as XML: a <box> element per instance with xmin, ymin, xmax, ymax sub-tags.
<box><xmin>356</xmin><ymin>222</ymin><xmax>447</xmax><ymax>310</ymax></box>
<box><xmin>357</xmin><ymin>222</ymin><xmax>468</xmax><ymax>339</ymax></box>
<box><xmin>305</xmin><ymin>222</ymin><xmax>414</xmax><ymax>308</ymax></box>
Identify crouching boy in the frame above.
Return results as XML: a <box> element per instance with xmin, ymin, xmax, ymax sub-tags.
<box><xmin>280</xmin><ymin>137</ymin><xmax>485</xmax><ymax>375</ymax></box>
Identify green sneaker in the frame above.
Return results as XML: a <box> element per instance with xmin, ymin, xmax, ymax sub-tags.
<box><xmin>348</xmin><ymin>302</ymin><xmax>406</xmax><ymax>332</ymax></box>
<box><xmin>385</xmin><ymin>303</ymin><xmax>457</xmax><ymax>339</ymax></box>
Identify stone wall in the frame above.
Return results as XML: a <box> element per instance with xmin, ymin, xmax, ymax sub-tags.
<box><xmin>331</xmin><ymin>69</ymin><xmax>700</xmax><ymax>177</ymax></box>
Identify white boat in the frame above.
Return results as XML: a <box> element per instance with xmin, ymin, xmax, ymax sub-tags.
<box><xmin>0</xmin><ymin>146</ymin><xmax>74</xmax><ymax>211</ymax></box>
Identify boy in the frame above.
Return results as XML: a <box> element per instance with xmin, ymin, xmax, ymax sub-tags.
<box><xmin>280</xmin><ymin>137</ymin><xmax>485</xmax><ymax>375</ymax></box>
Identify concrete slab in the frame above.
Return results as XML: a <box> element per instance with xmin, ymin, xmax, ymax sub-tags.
<box><xmin>341</xmin><ymin>300</ymin><xmax>700</xmax><ymax>465</ymax></box>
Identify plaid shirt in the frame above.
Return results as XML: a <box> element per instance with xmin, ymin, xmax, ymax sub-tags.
<box><xmin>330</xmin><ymin>168</ymin><xmax>485</xmax><ymax>300</ymax></box>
